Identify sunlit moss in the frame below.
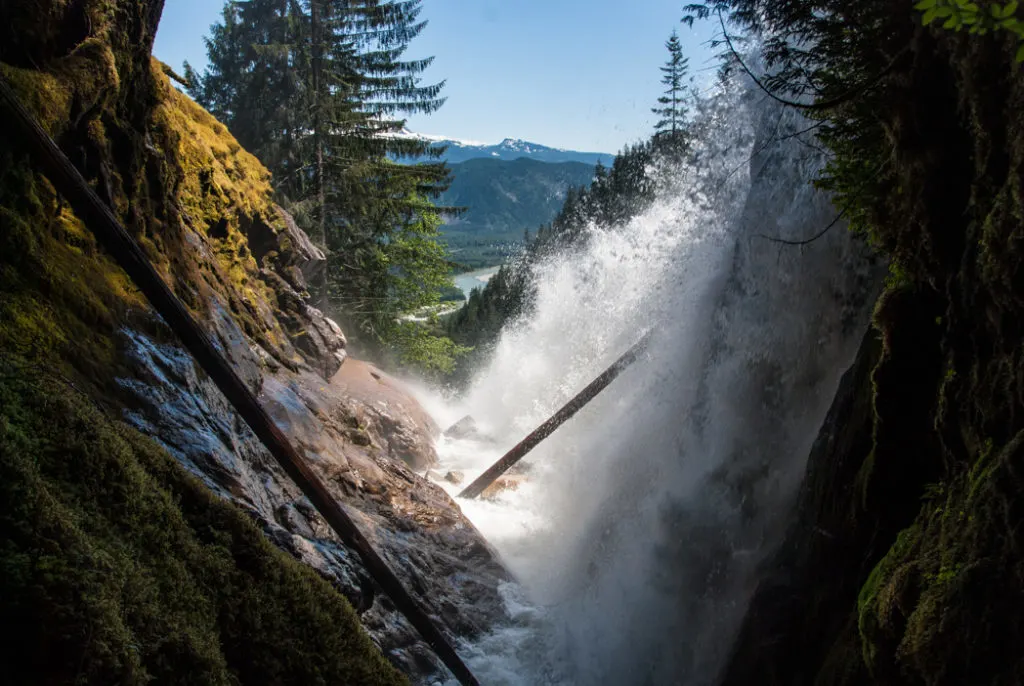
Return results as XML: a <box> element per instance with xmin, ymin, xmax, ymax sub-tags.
<box><xmin>0</xmin><ymin>43</ymin><xmax>298</xmax><ymax>375</ymax></box>
<box><xmin>0</xmin><ymin>65</ymin><xmax>72</xmax><ymax>135</ymax></box>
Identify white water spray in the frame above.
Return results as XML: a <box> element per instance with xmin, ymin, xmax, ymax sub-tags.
<box><xmin>420</xmin><ymin>79</ymin><xmax>880</xmax><ymax>686</ymax></box>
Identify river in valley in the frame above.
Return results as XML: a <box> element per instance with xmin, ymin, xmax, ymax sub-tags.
<box><xmin>454</xmin><ymin>266</ymin><xmax>501</xmax><ymax>300</ymax></box>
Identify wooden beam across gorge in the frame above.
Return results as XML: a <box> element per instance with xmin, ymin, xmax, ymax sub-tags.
<box><xmin>459</xmin><ymin>330</ymin><xmax>654</xmax><ymax>500</ymax></box>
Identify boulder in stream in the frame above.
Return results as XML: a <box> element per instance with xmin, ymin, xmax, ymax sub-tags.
<box><xmin>444</xmin><ymin>414</ymin><xmax>484</xmax><ymax>440</ymax></box>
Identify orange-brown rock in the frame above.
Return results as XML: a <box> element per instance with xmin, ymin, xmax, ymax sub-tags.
<box><xmin>332</xmin><ymin>359</ymin><xmax>440</xmax><ymax>471</ymax></box>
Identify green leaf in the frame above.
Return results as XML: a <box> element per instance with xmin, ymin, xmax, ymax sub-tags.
<box><xmin>914</xmin><ymin>0</ymin><xmax>937</xmax><ymax>8</ymax></box>
<box><xmin>1016</xmin><ymin>43</ymin><xmax>1024</xmax><ymax>62</ymax></box>
<box><xmin>945</xmin><ymin>15</ymin><xmax>960</xmax><ymax>28</ymax></box>
<box><xmin>1007</xmin><ymin>0</ymin><xmax>1020</xmax><ymax>15</ymax></box>
<box><xmin>935</xmin><ymin>6</ymin><xmax>955</xmax><ymax>17</ymax></box>
<box><xmin>923</xmin><ymin>6</ymin><xmax>939</xmax><ymax>23</ymax></box>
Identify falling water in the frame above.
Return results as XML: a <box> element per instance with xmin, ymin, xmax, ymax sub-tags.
<box><xmin>419</xmin><ymin>76</ymin><xmax>880</xmax><ymax>686</ymax></box>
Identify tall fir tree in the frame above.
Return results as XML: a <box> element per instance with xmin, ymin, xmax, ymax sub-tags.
<box><xmin>187</xmin><ymin>0</ymin><xmax>463</xmax><ymax>370</ymax></box>
<box><xmin>651</xmin><ymin>30</ymin><xmax>690</xmax><ymax>145</ymax></box>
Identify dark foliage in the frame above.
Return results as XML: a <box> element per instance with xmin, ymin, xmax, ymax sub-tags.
<box><xmin>685</xmin><ymin>1</ymin><xmax>1024</xmax><ymax>685</ymax></box>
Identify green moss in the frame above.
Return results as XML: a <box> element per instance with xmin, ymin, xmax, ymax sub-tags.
<box><xmin>0</xmin><ymin>46</ymin><xmax>298</xmax><ymax>378</ymax></box>
<box><xmin>882</xmin><ymin>260</ymin><xmax>911</xmax><ymax>291</ymax></box>
<box><xmin>144</xmin><ymin>61</ymin><xmax>298</xmax><ymax>362</ymax></box>
<box><xmin>0</xmin><ymin>363</ymin><xmax>406</xmax><ymax>685</ymax></box>
<box><xmin>853</xmin><ymin>447</ymin><xmax>875</xmax><ymax>512</ymax></box>
<box><xmin>856</xmin><ymin>430</ymin><xmax>1024</xmax><ymax>683</ymax></box>
<box><xmin>967</xmin><ymin>438</ymin><xmax>997</xmax><ymax>503</ymax></box>
<box><xmin>0</xmin><ymin>64</ymin><xmax>72</xmax><ymax>135</ymax></box>
<box><xmin>0</xmin><ymin>164</ymin><xmax>134</xmax><ymax>377</ymax></box>
<box><xmin>857</xmin><ymin>521</ymin><xmax>924</xmax><ymax>672</ymax></box>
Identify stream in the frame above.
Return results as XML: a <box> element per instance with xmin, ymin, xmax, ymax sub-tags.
<box><xmin>411</xmin><ymin>75</ymin><xmax>880</xmax><ymax>686</ymax></box>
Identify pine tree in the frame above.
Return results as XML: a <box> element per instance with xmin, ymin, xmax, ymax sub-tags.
<box><xmin>188</xmin><ymin>0</ymin><xmax>463</xmax><ymax>368</ymax></box>
<box><xmin>188</xmin><ymin>1</ymin><xmax>306</xmax><ymax>194</ymax></box>
<box><xmin>651</xmin><ymin>30</ymin><xmax>690</xmax><ymax>143</ymax></box>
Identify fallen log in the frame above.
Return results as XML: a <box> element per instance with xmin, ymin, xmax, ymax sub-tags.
<box><xmin>458</xmin><ymin>330</ymin><xmax>653</xmax><ymax>500</ymax></box>
<box><xmin>0</xmin><ymin>75</ymin><xmax>479</xmax><ymax>686</ymax></box>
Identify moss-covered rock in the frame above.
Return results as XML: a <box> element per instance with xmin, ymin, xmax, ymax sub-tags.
<box><xmin>720</xmin><ymin>6</ymin><xmax>1024</xmax><ymax>686</ymax></box>
<box><xmin>0</xmin><ymin>0</ymin><xmax>342</xmax><ymax>384</ymax></box>
<box><xmin>855</xmin><ymin>430</ymin><xmax>1024</xmax><ymax>685</ymax></box>
<box><xmin>0</xmin><ymin>362</ymin><xmax>406</xmax><ymax>685</ymax></box>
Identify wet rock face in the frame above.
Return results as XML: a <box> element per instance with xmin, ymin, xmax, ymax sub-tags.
<box><xmin>0</xmin><ymin>0</ymin><xmax>510</xmax><ymax>680</ymax></box>
<box><xmin>333</xmin><ymin>359</ymin><xmax>440</xmax><ymax>471</ymax></box>
<box><xmin>112</xmin><ymin>214</ymin><xmax>507</xmax><ymax>678</ymax></box>
<box><xmin>118</xmin><ymin>311</ymin><xmax>510</xmax><ymax>680</ymax></box>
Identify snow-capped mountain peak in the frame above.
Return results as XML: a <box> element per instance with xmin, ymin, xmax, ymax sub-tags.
<box><xmin>389</xmin><ymin>128</ymin><xmax>487</xmax><ymax>147</ymax></box>
<box><xmin>390</xmin><ymin>130</ymin><xmax>609</xmax><ymax>166</ymax></box>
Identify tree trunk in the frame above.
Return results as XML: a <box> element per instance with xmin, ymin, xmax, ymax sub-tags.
<box><xmin>311</xmin><ymin>0</ymin><xmax>328</xmax><ymax>311</ymax></box>
<box><xmin>459</xmin><ymin>331</ymin><xmax>653</xmax><ymax>499</ymax></box>
<box><xmin>0</xmin><ymin>73</ymin><xmax>480</xmax><ymax>686</ymax></box>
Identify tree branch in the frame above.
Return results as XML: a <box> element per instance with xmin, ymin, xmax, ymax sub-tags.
<box><xmin>716</xmin><ymin>11</ymin><xmax>906</xmax><ymax>113</ymax></box>
<box><xmin>756</xmin><ymin>209</ymin><xmax>847</xmax><ymax>246</ymax></box>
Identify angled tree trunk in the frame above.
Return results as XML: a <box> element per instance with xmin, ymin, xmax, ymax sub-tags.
<box><xmin>0</xmin><ymin>73</ymin><xmax>480</xmax><ymax>686</ymax></box>
<box><xmin>310</xmin><ymin>0</ymin><xmax>328</xmax><ymax>311</ymax></box>
<box><xmin>459</xmin><ymin>331</ymin><xmax>653</xmax><ymax>499</ymax></box>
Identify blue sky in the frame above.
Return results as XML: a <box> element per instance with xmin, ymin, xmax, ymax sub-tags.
<box><xmin>154</xmin><ymin>1</ymin><xmax>716</xmax><ymax>154</ymax></box>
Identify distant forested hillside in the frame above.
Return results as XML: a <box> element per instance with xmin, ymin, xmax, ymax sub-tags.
<box><xmin>443</xmin><ymin>140</ymin><xmax>659</xmax><ymax>383</ymax></box>
<box><xmin>438</xmin><ymin>158</ymin><xmax>596</xmax><ymax>269</ymax></box>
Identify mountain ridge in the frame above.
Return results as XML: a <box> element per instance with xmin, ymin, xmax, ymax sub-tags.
<box><xmin>435</xmin><ymin>157</ymin><xmax>597</xmax><ymax>269</ymax></box>
<box><xmin>392</xmin><ymin>128</ymin><xmax>612</xmax><ymax>165</ymax></box>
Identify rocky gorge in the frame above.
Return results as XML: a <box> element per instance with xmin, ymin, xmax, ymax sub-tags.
<box><xmin>5</xmin><ymin>0</ymin><xmax>1024</xmax><ymax>685</ymax></box>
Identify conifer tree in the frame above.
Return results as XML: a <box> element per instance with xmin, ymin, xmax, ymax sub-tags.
<box><xmin>187</xmin><ymin>0</ymin><xmax>462</xmax><ymax>369</ymax></box>
<box><xmin>652</xmin><ymin>30</ymin><xmax>690</xmax><ymax>143</ymax></box>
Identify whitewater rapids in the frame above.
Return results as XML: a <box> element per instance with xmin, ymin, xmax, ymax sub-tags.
<box><xmin>412</xmin><ymin>77</ymin><xmax>880</xmax><ymax>686</ymax></box>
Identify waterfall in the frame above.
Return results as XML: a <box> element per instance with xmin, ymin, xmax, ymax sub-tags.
<box><xmin>423</xmin><ymin>76</ymin><xmax>881</xmax><ymax>686</ymax></box>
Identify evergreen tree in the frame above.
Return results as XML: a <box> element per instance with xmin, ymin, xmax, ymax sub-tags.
<box><xmin>187</xmin><ymin>0</ymin><xmax>463</xmax><ymax>370</ymax></box>
<box><xmin>188</xmin><ymin>1</ymin><xmax>307</xmax><ymax>198</ymax></box>
<box><xmin>651</xmin><ymin>31</ymin><xmax>690</xmax><ymax>144</ymax></box>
